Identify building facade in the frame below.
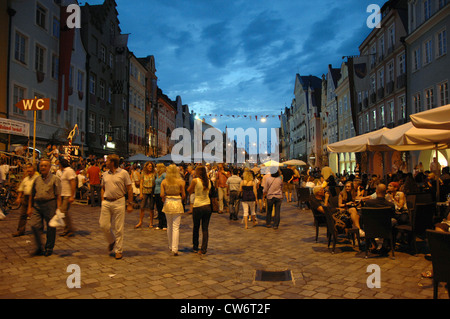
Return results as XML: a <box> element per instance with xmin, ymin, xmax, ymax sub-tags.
<box><xmin>157</xmin><ymin>88</ymin><xmax>176</xmax><ymax>157</ymax></box>
<box><xmin>406</xmin><ymin>0</ymin><xmax>449</xmax><ymax>168</ymax></box>
<box><xmin>80</xmin><ymin>0</ymin><xmax>129</xmax><ymax>157</ymax></box>
<box><xmin>8</xmin><ymin>0</ymin><xmax>86</xmax><ymax>154</ymax></box>
<box><xmin>128</xmin><ymin>53</ymin><xmax>147</xmax><ymax>156</ymax></box>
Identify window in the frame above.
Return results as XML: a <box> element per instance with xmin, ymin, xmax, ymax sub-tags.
<box><xmin>99</xmin><ymin>80</ymin><xmax>105</xmax><ymax>100</ymax></box>
<box><xmin>109</xmin><ymin>52</ymin><xmax>114</xmax><ymax>68</ymax></box>
<box><xmin>388</xmin><ymin>61</ymin><xmax>394</xmax><ymax>82</ymax></box>
<box><xmin>88</xmin><ymin>113</ymin><xmax>95</xmax><ymax>133</ymax></box>
<box><xmin>77</xmin><ymin>70</ymin><xmax>84</xmax><ymax>92</ymax></box>
<box><xmin>14</xmin><ymin>32</ymin><xmax>27</xmax><ymax>64</ymax></box>
<box><xmin>51</xmin><ymin>54</ymin><xmax>59</xmax><ymax>79</ymax></box>
<box><xmin>437</xmin><ymin>29</ymin><xmax>447</xmax><ymax>57</ymax></box>
<box><xmin>52</xmin><ymin>17</ymin><xmax>60</xmax><ymax>38</ymax></box>
<box><xmin>379</xmin><ymin>36</ymin><xmax>385</xmax><ymax>58</ymax></box>
<box><xmin>438</xmin><ymin>82</ymin><xmax>448</xmax><ymax>106</ymax></box>
<box><xmin>89</xmin><ymin>73</ymin><xmax>96</xmax><ymax>94</ymax></box>
<box><xmin>378</xmin><ymin>68</ymin><xmax>384</xmax><ymax>88</ymax></box>
<box><xmin>77</xmin><ymin>109</ymin><xmax>84</xmax><ymax>131</ymax></box>
<box><xmin>413</xmin><ymin>47</ymin><xmax>421</xmax><ymax>71</ymax></box>
<box><xmin>100</xmin><ymin>45</ymin><xmax>106</xmax><ymax>63</ymax></box>
<box><xmin>36</xmin><ymin>3</ymin><xmax>47</xmax><ymax>29</ymax></box>
<box><xmin>424</xmin><ymin>0</ymin><xmax>431</xmax><ymax>20</ymax></box>
<box><xmin>51</xmin><ymin>99</ymin><xmax>59</xmax><ymax>125</ymax></box>
<box><xmin>372</xmin><ymin>110</ymin><xmax>377</xmax><ymax>130</ymax></box>
<box><xmin>99</xmin><ymin>117</ymin><xmax>105</xmax><ymax>135</ymax></box>
<box><xmin>399</xmin><ymin>96</ymin><xmax>406</xmax><ymax>120</ymax></box>
<box><xmin>425</xmin><ymin>88</ymin><xmax>434</xmax><ymax>109</ymax></box>
<box><xmin>413</xmin><ymin>93</ymin><xmax>422</xmax><ymax>113</ymax></box>
<box><xmin>398</xmin><ymin>53</ymin><xmax>406</xmax><ymax>74</ymax></box>
<box><xmin>380</xmin><ymin>105</ymin><xmax>385</xmax><ymax>126</ymax></box>
<box><xmin>35</xmin><ymin>44</ymin><xmax>45</xmax><ymax>73</ymax></box>
<box><xmin>108</xmin><ymin>87</ymin><xmax>112</xmax><ymax>103</ymax></box>
<box><xmin>424</xmin><ymin>39</ymin><xmax>433</xmax><ymax>64</ymax></box>
<box><xmin>387</xmin><ymin>100</ymin><xmax>394</xmax><ymax>123</ymax></box>
<box><xmin>388</xmin><ymin>25</ymin><xmax>395</xmax><ymax>50</ymax></box>
<box><xmin>13</xmin><ymin>85</ymin><xmax>26</xmax><ymax>116</ymax></box>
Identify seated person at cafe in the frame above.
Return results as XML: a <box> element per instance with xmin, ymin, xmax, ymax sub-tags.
<box><xmin>310</xmin><ymin>186</ymin><xmax>354</xmax><ymax>234</ymax></box>
<box><xmin>338</xmin><ymin>182</ymin><xmax>364</xmax><ymax>236</ymax></box>
<box><xmin>363</xmin><ymin>184</ymin><xmax>396</xmax><ymax>254</ymax></box>
<box><xmin>386</xmin><ymin>182</ymin><xmax>409</xmax><ymax>226</ymax></box>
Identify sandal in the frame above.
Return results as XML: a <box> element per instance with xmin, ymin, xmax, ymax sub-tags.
<box><xmin>421</xmin><ymin>270</ymin><xmax>433</xmax><ymax>278</ymax></box>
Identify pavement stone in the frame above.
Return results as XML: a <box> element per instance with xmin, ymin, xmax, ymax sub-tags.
<box><xmin>0</xmin><ymin>199</ymin><xmax>448</xmax><ymax>301</ymax></box>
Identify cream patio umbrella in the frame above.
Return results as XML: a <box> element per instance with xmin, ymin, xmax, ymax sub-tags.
<box><xmin>367</xmin><ymin>122</ymin><xmax>450</xmax><ymax>151</ymax></box>
<box><xmin>282</xmin><ymin>159</ymin><xmax>307</xmax><ymax>166</ymax></box>
<box><xmin>327</xmin><ymin>127</ymin><xmax>392</xmax><ymax>153</ymax></box>
<box><xmin>410</xmin><ymin>104</ymin><xmax>450</xmax><ymax>130</ymax></box>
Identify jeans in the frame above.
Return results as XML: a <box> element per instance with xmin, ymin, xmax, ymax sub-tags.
<box><xmin>155</xmin><ymin>194</ymin><xmax>167</xmax><ymax>228</ymax></box>
<box><xmin>266</xmin><ymin>197</ymin><xmax>282</xmax><ymax>228</ymax></box>
<box><xmin>192</xmin><ymin>204</ymin><xmax>212</xmax><ymax>253</ymax></box>
<box><xmin>31</xmin><ymin>199</ymin><xmax>57</xmax><ymax>251</ymax></box>
<box><xmin>89</xmin><ymin>184</ymin><xmax>102</xmax><ymax>207</ymax></box>
<box><xmin>228</xmin><ymin>191</ymin><xmax>240</xmax><ymax>219</ymax></box>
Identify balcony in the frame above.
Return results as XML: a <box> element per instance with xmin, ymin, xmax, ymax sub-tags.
<box><xmin>377</xmin><ymin>87</ymin><xmax>385</xmax><ymax>99</ymax></box>
<box><xmin>397</xmin><ymin>74</ymin><xmax>406</xmax><ymax>89</ymax></box>
<box><xmin>386</xmin><ymin>81</ymin><xmax>395</xmax><ymax>95</ymax></box>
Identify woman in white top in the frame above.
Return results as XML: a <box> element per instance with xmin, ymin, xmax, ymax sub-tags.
<box><xmin>187</xmin><ymin>165</ymin><xmax>211</xmax><ymax>255</ymax></box>
<box><xmin>161</xmin><ymin>164</ymin><xmax>186</xmax><ymax>256</ymax></box>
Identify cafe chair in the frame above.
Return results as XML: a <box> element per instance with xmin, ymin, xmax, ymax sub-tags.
<box><xmin>426</xmin><ymin>230</ymin><xmax>450</xmax><ymax>299</ymax></box>
<box><xmin>395</xmin><ymin>202</ymin><xmax>436</xmax><ymax>255</ymax></box>
<box><xmin>361</xmin><ymin>207</ymin><xmax>396</xmax><ymax>259</ymax></box>
<box><xmin>310</xmin><ymin>205</ymin><xmax>326</xmax><ymax>242</ymax></box>
<box><xmin>297</xmin><ymin>187</ymin><xmax>311</xmax><ymax>209</ymax></box>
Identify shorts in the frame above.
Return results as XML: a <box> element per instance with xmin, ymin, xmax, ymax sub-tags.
<box><xmin>283</xmin><ymin>183</ymin><xmax>294</xmax><ymax>192</ymax></box>
<box><xmin>140</xmin><ymin>193</ymin><xmax>154</xmax><ymax>210</ymax></box>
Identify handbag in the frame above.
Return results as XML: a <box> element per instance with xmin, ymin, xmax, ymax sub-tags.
<box><xmin>49</xmin><ymin>208</ymin><xmax>65</xmax><ymax>228</ymax></box>
<box><xmin>209</xmin><ymin>181</ymin><xmax>219</xmax><ymax>212</ymax></box>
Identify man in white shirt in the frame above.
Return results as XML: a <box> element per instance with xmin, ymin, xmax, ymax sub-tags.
<box><xmin>59</xmin><ymin>158</ymin><xmax>77</xmax><ymax>237</ymax></box>
<box><xmin>100</xmin><ymin>154</ymin><xmax>133</xmax><ymax>260</ymax></box>
<box><xmin>0</xmin><ymin>158</ymin><xmax>10</xmax><ymax>186</ymax></box>
<box><xmin>12</xmin><ymin>163</ymin><xmax>39</xmax><ymax>237</ymax></box>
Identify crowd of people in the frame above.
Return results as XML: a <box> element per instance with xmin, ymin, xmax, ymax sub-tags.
<box><xmin>3</xmin><ymin>144</ymin><xmax>450</xmax><ymax>262</ymax></box>
<box><xmin>307</xmin><ymin>160</ymin><xmax>450</xmax><ymax>256</ymax></box>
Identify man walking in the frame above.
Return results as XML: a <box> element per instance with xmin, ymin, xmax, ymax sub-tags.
<box><xmin>226</xmin><ymin>169</ymin><xmax>242</xmax><ymax>220</ymax></box>
<box><xmin>12</xmin><ymin>163</ymin><xmax>39</xmax><ymax>237</ymax></box>
<box><xmin>99</xmin><ymin>154</ymin><xmax>133</xmax><ymax>260</ymax></box>
<box><xmin>59</xmin><ymin>157</ymin><xmax>77</xmax><ymax>237</ymax></box>
<box><xmin>27</xmin><ymin>159</ymin><xmax>61</xmax><ymax>257</ymax></box>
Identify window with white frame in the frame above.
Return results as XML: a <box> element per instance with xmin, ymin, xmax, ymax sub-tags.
<box><xmin>99</xmin><ymin>116</ymin><xmax>105</xmax><ymax>135</ymax></box>
<box><xmin>399</xmin><ymin>96</ymin><xmax>406</xmax><ymax>120</ymax></box>
<box><xmin>413</xmin><ymin>47</ymin><xmax>421</xmax><ymax>71</ymax></box>
<box><xmin>398</xmin><ymin>53</ymin><xmax>406</xmax><ymax>74</ymax></box>
<box><xmin>13</xmin><ymin>85</ymin><xmax>25</xmax><ymax>116</ymax></box>
<box><xmin>437</xmin><ymin>29</ymin><xmax>447</xmax><ymax>57</ymax></box>
<box><xmin>99</xmin><ymin>80</ymin><xmax>105</xmax><ymax>100</ymax></box>
<box><xmin>36</xmin><ymin>3</ymin><xmax>47</xmax><ymax>30</ymax></box>
<box><xmin>388</xmin><ymin>100</ymin><xmax>394</xmax><ymax>123</ymax></box>
<box><xmin>89</xmin><ymin>73</ymin><xmax>96</xmax><ymax>94</ymax></box>
<box><xmin>35</xmin><ymin>44</ymin><xmax>45</xmax><ymax>73</ymax></box>
<box><xmin>413</xmin><ymin>93</ymin><xmax>422</xmax><ymax>113</ymax></box>
<box><xmin>388</xmin><ymin>25</ymin><xmax>395</xmax><ymax>50</ymax></box>
<box><xmin>424</xmin><ymin>39</ymin><xmax>433</xmax><ymax>64</ymax></box>
<box><xmin>14</xmin><ymin>31</ymin><xmax>28</xmax><ymax>65</ymax></box>
<box><xmin>372</xmin><ymin>110</ymin><xmax>377</xmax><ymax>130</ymax></box>
<box><xmin>378</xmin><ymin>68</ymin><xmax>384</xmax><ymax>88</ymax></box>
<box><xmin>425</xmin><ymin>88</ymin><xmax>434</xmax><ymax>109</ymax></box>
<box><xmin>88</xmin><ymin>113</ymin><xmax>95</xmax><ymax>133</ymax></box>
<box><xmin>438</xmin><ymin>82</ymin><xmax>448</xmax><ymax>106</ymax></box>
<box><xmin>380</xmin><ymin>105</ymin><xmax>385</xmax><ymax>126</ymax></box>
<box><xmin>388</xmin><ymin>61</ymin><xmax>394</xmax><ymax>82</ymax></box>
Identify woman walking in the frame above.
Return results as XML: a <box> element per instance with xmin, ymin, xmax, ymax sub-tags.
<box><xmin>154</xmin><ymin>163</ymin><xmax>167</xmax><ymax>230</ymax></box>
<box><xmin>161</xmin><ymin>165</ymin><xmax>186</xmax><ymax>256</ymax></box>
<box><xmin>240</xmin><ymin>171</ymin><xmax>258</xmax><ymax>229</ymax></box>
<box><xmin>187</xmin><ymin>166</ymin><xmax>212</xmax><ymax>255</ymax></box>
<box><xmin>135</xmin><ymin>162</ymin><xmax>156</xmax><ymax>228</ymax></box>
